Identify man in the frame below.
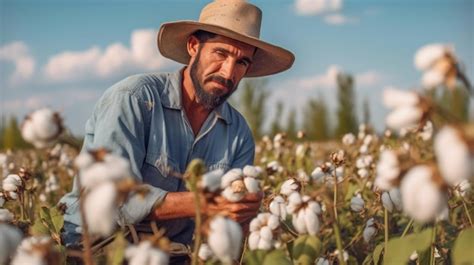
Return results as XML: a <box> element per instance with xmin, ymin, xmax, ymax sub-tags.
<box><xmin>60</xmin><ymin>0</ymin><xmax>294</xmax><ymax>252</ymax></box>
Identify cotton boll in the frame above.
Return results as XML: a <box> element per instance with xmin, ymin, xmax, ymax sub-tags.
<box><xmin>208</xmin><ymin>216</ymin><xmax>242</xmax><ymax>264</ymax></box>
<box><xmin>422</xmin><ymin>70</ymin><xmax>445</xmax><ymax>88</ymax></box>
<box><xmin>248</xmin><ymin>231</ymin><xmax>260</xmax><ymax>250</ymax></box>
<box><xmin>303</xmin><ymin>207</ymin><xmax>320</xmax><ymax>235</ymax></box>
<box><xmin>383</xmin><ymin>88</ymin><xmax>419</xmax><ymax>108</ymax></box>
<box><xmin>311</xmin><ymin>167</ymin><xmax>325</xmax><ymax>182</ymax></box>
<box><xmin>221</xmin><ymin>169</ymin><xmax>243</xmax><ymax>189</ymax></box>
<box><xmin>243</xmin><ymin>165</ymin><xmax>261</xmax><ymax>178</ymax></box>
<box><xmin>342</xmin><ymin>133</ymin><xmax>355</xmax><ymax>146</ymax></box>
<box><xmin>286</xmin><ymin>192</ymin><xmax>302</xmax><ymax>214</ymax></box>
<box><xmin>414</xmin><ymin>43</ymin><xmax>450</xmax><ymax>70</ymax></box>
<box><xmin>244</xmin><ymin>177</ymin><xmax>260</xmax><ymax>193</ymax></box>
<box><xmin>3</xmin><ymin>174</ymin><xmax>22</xmax><ymax>192</ymax></box>
<box><xmin>292</xmin><ymin>210</ymin><xmax>307</xmax><ymax>234</ymax></box>
<box><xmin>401</xmin><ymin>166</ymin><xmax>447</xmax><ymax>223</ymax></box>
<box><xmin>350</xmin><ymin>195</ymin><xmax>365</xmax><ymax>212</ymax></box>
<box><xmin>221</xmin><ymin>186</ymin><xmax>245</xmax><ymax>202</ymax></box>
<box><xmin>201</xmin><ymin>169</ymin><xmax>224</xmax><ymax>192</ymax></box>
<box><xmin>363</xmin><ymin>218</ymin><xmax>377</xmax><ymax>243</ymax></box>
<box><xmin>434</xmin><ymin>126</ymin><xmax>472</xmax><ymax>186</ymax></box>
<box><xmin>316</xmin><ymin>258</ymin><xmax>330</xmax><ymax>265</ymax></box>
<box><xmin>20</xmin><ymin>108</ymin><xmax>62</xmax><ymax>148</ymax></box>
<box><xmin>375</xmin><ymin>150</ymin><xmax>400</xmax><ymax>191</ymax></box>
<box><xmin>280</xmin><ymin>178</ymin><xmax>300</xmax><ymax>196</ymax></box>
<box><xmin>386</xmin><ymin>106</ymin><xmax>423</xmax><ymax>131</ymax></box>
<box><xmin>269</xmin><ymin>196</ymin><xmax>287</xmax><ymax>219</ymax></box>
<box><xmin>84</xmin><ymin>182</ymin><xmax>118</xmax><ymax>236</ymax></box>
<box><xmin>125</xmin><ymin>241</ymin><xmax>169</xmax><ymax>265</ymax></box>
<box><xmin>198</xmin><ymin>243</ymin><xmax>214</xmax><ymax>261</ymax></box>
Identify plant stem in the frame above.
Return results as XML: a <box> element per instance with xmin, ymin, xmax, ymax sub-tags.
<box><xmin>333</xmin><ymin>179</ymin><xmax>338</xmax><ymax>221</ymax></box>
<box><xmin>77</xmin><ymin>177</ymin><xmax>94</xmax><ymax>265</ymax></box>
<box><xmin>430</xmin><ymin>225</ymin><xmax>437</xmax><ymax>265</ymax></box>
<box><xmin>401</xmin><ymin>218</ymin><xmax>414</xmax><ymax>238</ymax></box>
<box><xmin>462</xmin><ymin>199</ymin><xmax>473</xmax><ymax>227</ymax></box>
<box><xmin>191</xmin><ymin>186</ymin><xmax>202</xmax><ymax>265</ymax></box>
<box><xmin>384</xmin><ymin>208</ymin><xmax>389</xmax><ymax>250</ymax></box>
<box><xmin>333</xmin><ymin>223</ymin><xmax>347</xmax><ymax>265</ymax></box>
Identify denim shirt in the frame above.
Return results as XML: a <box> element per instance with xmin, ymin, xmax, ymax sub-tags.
<box><xmin>59</xmin><ymin>68</ymin><xmax>255</xmax><ymax>245</ymax></box>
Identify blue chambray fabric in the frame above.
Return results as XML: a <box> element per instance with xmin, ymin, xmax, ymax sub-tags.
<box><xmin>59</xmin><ymin>68</ymin><xmax>255</xmax><ymax>246</ymax></box>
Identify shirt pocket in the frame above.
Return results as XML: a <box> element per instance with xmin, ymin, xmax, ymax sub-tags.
<box><xmin>142</xmin><ymin>153</ymin><xmax>182</xmax><ymax>192</ymax></box>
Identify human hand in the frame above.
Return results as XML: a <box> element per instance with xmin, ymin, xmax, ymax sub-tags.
<box><xmin>204</xmin><ymin>192</ymin><xmax>263</xmax><ymax>230</ymax></box>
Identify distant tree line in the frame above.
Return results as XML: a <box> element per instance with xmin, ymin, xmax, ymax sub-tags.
<box><xmin>0</xmin><ymin>73</ymin><xmax>470</xmax><ymax>149</ymax></box>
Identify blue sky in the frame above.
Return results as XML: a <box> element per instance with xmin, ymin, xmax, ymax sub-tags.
<box><xmin>1</xmin><ymin>0</ymin><xmax>473</xmax><ymax>135</ymax></box>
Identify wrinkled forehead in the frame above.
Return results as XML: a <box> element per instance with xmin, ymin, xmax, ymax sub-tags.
<box><xmin>204</xmin><ymin>34</ymin><xmax>257</xmax><ymax>57</ymax></box>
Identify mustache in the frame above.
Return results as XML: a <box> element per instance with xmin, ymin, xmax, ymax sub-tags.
<box><xmin>205</xmin><ymin>75</ymin><xmax>234</xmax><ymax>90</ymax></box>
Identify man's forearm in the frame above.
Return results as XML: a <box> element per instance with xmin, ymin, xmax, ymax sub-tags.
<box><xmin>150</xmin><ymin>191</ymin><xmax>197</xmax><ymax>220</ymax></box>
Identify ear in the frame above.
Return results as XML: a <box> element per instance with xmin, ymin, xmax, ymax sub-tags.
<box><xmin>186</xmin><ymin>35</ymin><xmax>200</xmax><ymax>57</ymax></box>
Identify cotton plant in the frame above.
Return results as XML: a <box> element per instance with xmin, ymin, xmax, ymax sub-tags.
<box><xmin>207</xmin><ymin>215</ymin><xmax>243</xmax><ymax>264</ymax></box>
<box><xmin>268</xmin><ymin>195</ymin><xmax>287</xmax><ymax>219</ymax></box>
<box><xmin>220</xmin><ymin>167</ymin><xmax>261</xmax><ymax>202</ymax></box>
<box><xmin>383</xmin><ymin>88</ymin><xmax>431</xmax><ymax>132</ymax></box>
<box><xmin>400</xmin><ymin>165</ymin><xmax>449</xmax><ymax>223</ymax></box>
<box><xmin>414</xmin><ymin>43</ymin><xmax>470</xmax><ymax>90</ymax></box>
<box><xmin>248</xmin><ymin>213</ymin><xmax>280</xmax><ymax>250</ymax></box>
<box><xmin>350</xmin><ymin>194</ymin><xmax>365</xmax><ymax>213</ymax></box>
<box><xmin>434</xmin><ymin>125</ymin><xmax>473</xmax><ymax>186</ymax></box>
<box><xmin>74</xmin><ymin>149</ymin><xmax>139</xmax><ymax>237</ymax></box>
<box><xmin>363</xmin><ymin>218</ymin><xmax>377</xmax><ymax>243</ymax></box>
<box><xmin>286</xmin><ymin>192</ymin><xmax>322</xmax><ymax>236</ymax></box>
<box><xmin>2</xmin><ymin>174</ymin><xmax>23</xmax><ymax>200</ymax></box>
<box><xmin>20</xmin><ymin>108</ymin><xmax>64</xmax><ymax>149</ymax></box>
<box><xmin>311</xmin><ymin>162</ymin><xmax>344</xmax><ymax>185</ymax></box>
<box><xmin>374</xmin><ymin>150</ymin><xmax>401</xmax><ymax>191</ymax></box>
<box><xmin>381</xmin><ymin>188</ymin><xmax>403</xmax><ymax>213</ymax></box>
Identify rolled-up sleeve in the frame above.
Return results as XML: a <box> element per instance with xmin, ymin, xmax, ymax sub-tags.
<box><xmin>84</xmin><ymin>87</ymin><xmax>168</xmax><ymax>225</ymax></box>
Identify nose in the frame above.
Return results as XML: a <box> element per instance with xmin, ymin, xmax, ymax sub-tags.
<box><xmin>219</xmin><ymin>58</ymin><xmax>236</xmax><ymax>81</ymax></box>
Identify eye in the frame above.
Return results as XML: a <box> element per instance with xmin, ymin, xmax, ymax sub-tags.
<box><xmin>237</xmin><ymin>60</ymin><xmax>249</xmax><ymax>67</ymax></box>
<box><xmin>215</xmin><ymin>50</ymin><xmax>226</xmax><ymax>58</ymax></box>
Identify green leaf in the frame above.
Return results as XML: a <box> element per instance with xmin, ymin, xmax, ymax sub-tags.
<box><xmin>263</xmin><ymin>249</ymin><xmax>292</xmax><ymax>265</ymax></box>
<box><xmin>383</xmin><ymin>228</ymin><xmax>433</xmax><ymax>265</ymax></box>
<box><xmin>362</xmin><ymin>254</ymin><xmax>374</xmax><ymax>265</ymax></box>
<box><xmin>244</xmin><ymin>250</ymin><xmax>267</xmax><ymax>265</ymax></box>
<box><xmin>373</xmin><ymin>243</ymin><xmax>384</xmax><ymax>265</ymax></box>
<box><xmin>30</xmin><ymin>217</ymin><xmax>50</xmax><ymax>236</ymax></box>
<box><xmin>452</xmin><ymin>227</ymin><xmax>474</xmax><ymax>265</ymax></box>
<box><xmin>292</xmin><ymin>235</ymin><xmax>322</xmax><ymax>265</ymax></box>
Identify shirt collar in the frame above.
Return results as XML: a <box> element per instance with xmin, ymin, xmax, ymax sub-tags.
<box><xmin>161</xmin><ymin>68</ymin><xmax>232</xmax><ymax>125</ymax></box>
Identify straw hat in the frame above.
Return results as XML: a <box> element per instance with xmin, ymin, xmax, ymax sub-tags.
<box><xmin>157</xmin><ymin>0</ymin><xmax>295</xmax><ymax>77</ymax></box>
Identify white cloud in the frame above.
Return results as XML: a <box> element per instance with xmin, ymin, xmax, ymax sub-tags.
<box><xmin>2</xmin><ymin>89</ymin><xmax>101</xmax><ymax>111</ymax></box>
<box><xmin>0</xmin><ymin>41</ymin><xmax>36</xmax><ymax>85</ymax></box>
<box><xmin>295</xmin><ymin>0</ymin><xmax>342</xmax><ymax>16</ymax></box>
<box><xmin>297</xmin><ymin>65</ymin><xmax>342</xmax><ymax>89</ymax></box>
<box><xmin>355</xmin><ymin>71</ymin><xmax>383</xmax><ymax>86</ymax></box>
<box><xmin>43</xmin><ymin>29</ymin><xmax>174</xmax><ymax>83</ymax></box>
<box><xmin>323</xmin><ymin>14</ymin><xmax>358</xmax><ymax>25</ymax></box>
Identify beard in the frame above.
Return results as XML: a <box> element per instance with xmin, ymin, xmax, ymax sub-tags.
<box><xmin>190</xmin><ymin>47</ymin><xmax>237</xmax><ymax>110</ymax></box>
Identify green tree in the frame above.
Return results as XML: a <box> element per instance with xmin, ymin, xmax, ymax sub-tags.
<box><xmin>363</xmin><ymin>97</ymin><xmax>371</xmax><ymax>125</ymax></box>
<box><xmin>335</xmin><ymin>72</ymin><xmax>358</xmax><ymax>137</ymax></box>
<box><xmin>286</xmin><ymin>109</ymin><xmax>298</xmax><ymax>140</ymax></box>
<box><xmin>234</xmin><ymin>78</ymin><xmax>269</xmax><ymax>139</ymax></box>
<box><xmin>270</xmin><ymin>101</ymin><xmax>284</xmax><ymax>136</ymax></box>
<box><xmin>303</xmin><ymin>97</ymin><xmax>330</xmax><ymax>141</ymax></box>
<box><xmin>1</xmin><ymin>116</ymin><xmax>30</xmax><ymax>149</ymax></box>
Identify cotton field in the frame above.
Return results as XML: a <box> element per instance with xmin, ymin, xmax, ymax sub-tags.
<box><xmin>0</xmin><ymin>44</ymin><xmax>473</xmax><ymax>265</ymax></box>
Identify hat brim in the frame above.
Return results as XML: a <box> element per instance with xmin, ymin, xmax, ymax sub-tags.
<box><xmin>158</xmin><ymin>21</ymin><xmax>295</xmax><ymax>77</ymax></box>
